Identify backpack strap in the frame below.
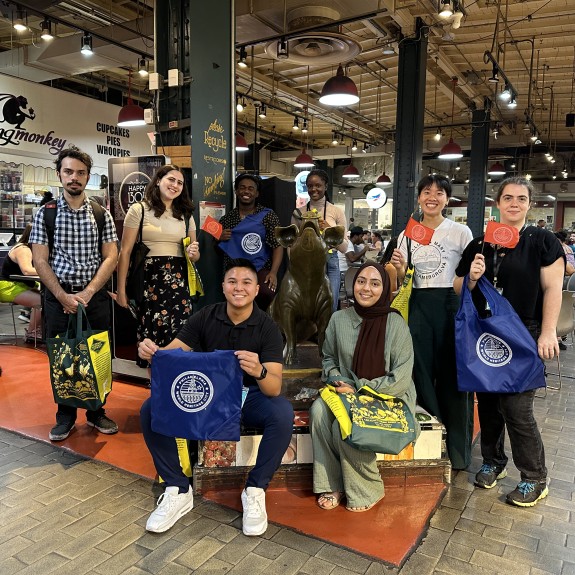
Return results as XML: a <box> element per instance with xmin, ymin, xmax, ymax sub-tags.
<box><xmin>44</xmin><ymin>198</ymin><xmax>105</xmax><ymax>255</ymax></box>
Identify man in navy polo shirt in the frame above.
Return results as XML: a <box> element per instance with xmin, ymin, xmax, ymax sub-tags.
<box><xmin>138</xmin><ymin>258</ymin><xmax>293</xmax><ymax>536</ymax></box>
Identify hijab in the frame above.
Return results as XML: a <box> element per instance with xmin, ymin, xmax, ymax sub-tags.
<box><xmin>351</xmin><ymin>262</ymin><xmax>398</xmax><ymax>380</ymax></box>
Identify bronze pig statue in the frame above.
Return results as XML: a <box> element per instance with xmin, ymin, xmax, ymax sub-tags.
<box><xmin>269</xmin><ymin>218</ymin><xmax>345</xmax><ymax>365</ymax></box>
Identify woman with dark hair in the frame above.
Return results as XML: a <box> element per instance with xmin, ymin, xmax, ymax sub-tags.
<box><xmin>294</xmin><ymin>168</ymin><xmax>348</xmax><ymax>312</ymax></box>
<box><xmin>0</xmin><ymin>223</ymin><xmax>42</xmax><ymax>341</ymax></box>
<box><xmin>391</xmin><ymin>174</ymin><xmax>474</xmax><ymax>470</ymax></box>
<box><xmin>310</xmin><ymin>262</ymin><xmax>418</xmax><ymax>512</ymax></box>
<box><xmin>117</xmin><ymin>165</ymin><xmax>200</xmax><ymax>365</ymax></box>
<box><xmin>454</xmin><ymin>176</ymin><xmax>563</xmax><ymax>506</ymax></box>
<box><xmin>554</xmin><ymin>230</ymin><xmax>575</xmax><ymax>279</ymax></box>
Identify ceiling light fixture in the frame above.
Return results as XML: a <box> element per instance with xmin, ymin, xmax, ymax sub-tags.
<box><xmin>507</xmin><ymin>96</ymin><xmax>517</xmax><ymax>109</ymax></box>
<box><xmin>499</xmin><ymin>83</ymin><xmax>512</xmax><ymax>101</ymax></box>
<box><xmin>352</xmin><ymin>139</ymin><xmax>358</xmax><ymax>151</ymax></box>
<box><xmin>301</xmin><ymin>118</ymin><xmax>308</xmax><ymax>133</ymax></box>
<box><xmin>319</xmin><ymin>65</ymin><xmax>360</xmax><ymax>107</ymax></box>
<box><xmin>342</xmin><ymin>164</ymin><xmax>360</xmax><ymax>179</ymax></box>
<box><xmin>277</xmin><ymin>37</ymin><xmax>288</xmax><ymax>60</ymax></box>
<box><xmin>117</xmin><ymin>70</ymin><xmax>145</xmax><ymax>127</ymax></box>
<box><xmin>488</xmin><ymin>65</ymin><xmax>499</xmax><ymax>84</ymax></box>
<box><xmin>332</xmin><ymin>132</ymin><xmax>339</xmax><ymax>145</ymax></box>
<box><xmin>292</xmin><ymin>117</ymin><xmax>299</xmax><ymax>131</ymax></box>
<box><xmin>235</xmin><ymin>133</ymin><xmax>249</xmax><ymax>152</ymax></box>
<box><xmin>236</xmin><ymin>96</ymin><xmax>244</xmax><ymax>113</ymax></box>
<box><xmin>258</xmin><ymin>104</ymin><xmax>266</xmax><ymax>119</ymax></box>
<box><xmin>487</xmin><ymin>161</ymin><xmax>506</xmax><ymax>176</ymax></box>
<box><xmin>13</xmin><ymin>10</ymin><xmax>27</xmax><ymax>32</ymax></box>
<box><xmin>455</xmin><ymin>162</ymin><xmax>461</xmax><ymax>171</ymax></box>
<box><xmin>434</xmin><ymin>128</ymin><xmax>442</xmax><ymax>141</ymax></box>
<box><xmin>438</xmin><ymin>77</ymin><xmax>463</xmax><ymax>160</ymax></box>
<box><xmin>40</xmin><ymin>19</ymin><xmax>53</xmax><ymax>40</ymax></box>
<box><xmin>438</xmin><ymin>0</ymin><xmax>453</xmax><ymax>18</ymax></box>
<box><xmin>294</xmin><ymin>150</ymin><xmax>315</xmax><ymax>169</ymax></box>
<box><xmin>382</xmin><ymin>41</ymin><xmax>396</xmax><ymax>56</ymax></box>
<box><xmin>80</xmin><ymin>32</ymin><xmax>93</xmax><ymax>55</ymax></box>
<box><xmin>237</xmin><ymin>46</ymin><xmax>248</xmax><ymax>68</ymax></box>
<box><xmin>138</xmin><ymin>57</ymin><xmax>148</xmax><ymax>77</ymax></box>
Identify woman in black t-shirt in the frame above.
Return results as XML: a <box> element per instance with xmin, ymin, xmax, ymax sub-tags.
<box><xmin>454</xmin><ymin>176</ymin><xmax>564</xmax><ymax>508</ymax></box>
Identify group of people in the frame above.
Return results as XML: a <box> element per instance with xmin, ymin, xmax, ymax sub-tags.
<box><xmin>16</xmin><ymin>145</ymin><xmax>564</xmax><ymax>539</ymax></box>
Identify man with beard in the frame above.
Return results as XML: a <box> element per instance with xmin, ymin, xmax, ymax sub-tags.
<box><xmin>30</xmin><ymin>146</ymin><xmax>119</xmax><ymax>441</ymax></box>
<box><xmin>218</xmin><ymin>174</ymin><xmax>283</xmax><ymax>310</ymax></box>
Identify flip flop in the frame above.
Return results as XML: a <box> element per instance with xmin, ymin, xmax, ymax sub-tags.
<box><xmin>346</xmin><ymin>494</ymin><xmax>384</xmax><ymax>513</ymax></box>
<box><xmin>317</xmin><ymin>491</ymin><xmax>344</xmax><ymax>510</ymax></box>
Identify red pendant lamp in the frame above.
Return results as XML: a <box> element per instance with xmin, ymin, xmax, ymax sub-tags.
<box><xmin>438</xmin><ymin>77</ymin><xmax>463</xmax><ymax>160</ymax></box>
<box><xmin>117</xmin><ymin>70</ymin><xmax>145</xmax><ymax>127</ymax></box>
<box><xmin>319</xmin><ymin>65</ymin><xmax>360</xmax><ymax>107</ymax></box>
<box><xmin>235</xmin><ymin>133</ymin><xmax>249</xmax><ymax>152</ymax></box>
<box><xmin>294</xmin><ymin>150</ymin><xmax>315</xmax><ymax>168</ymax></box>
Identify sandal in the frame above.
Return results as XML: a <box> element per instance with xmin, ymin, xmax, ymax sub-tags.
<box><xmin>346</xmin><ymin>494</ymin><xmax>384</xmax><ymax>513</ymax></box>
<box><xmin>317</xmin><ymin>491</ymin><xmax>344</xmax><ymax>510</ymax></box>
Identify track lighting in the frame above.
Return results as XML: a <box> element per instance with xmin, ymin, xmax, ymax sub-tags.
<box><xmin>238</xmin><ymin>46</ymin><xmax>248</xmax><ymax>68</ymax></box>
<box><xmin>362</xmin><ymin>143</ymin><xmax>369</xmax><ymax>153</ymax></box>
<box><xmin>236</xmin><ymin>96</ymin><xmax>246</xmax><ymax>113</ymax></box>
<box><xmin>292</xmin><ymin>117</ymin><xmax>299</xmax><ymax>131</ymax></box>
<box><xmin>499</xmin><ymin>83</ymin><xmax>512</xmax><ymax>101</ymax></box>
<box><xmin>352</xmin><ymin>139</ymin><xmax>358</xmax><ymax>152</ymax></box>
<box><xmin>81</xmin><ymin>32</ymin><xmax>93</xmax><ymax>55</ymax></box>
<box><xmin>301</xmin><ymin>118</ymin><xmax>308</xmax><ymax>134</ymax></box>
<box><xmin>138</xmin><ymin>57</ymin><xmax>148</xmax><ymax>77</ymax></box>
<box><xmin>277</xmin><ymin>37</ymin><xmax>288</xmax><ymax>60</ymax></box>
<box><xmin>488</xmin><ymin>66</ymin><xmax>499</xmax><ymax>83</ymax></box>
<box><xmin>507</xmin><ymin>96</ymin><xmax>517</xmax><ymax>109</ymax></box>
<box><xmin>40</xmin><ymin>20</ymin><xmax>53</xmax><ymax>41</ymax></box>
<box><xmin>455</xmin><ymin>162</ymin><xmax>461</xmax><ymax>171</ymax></box>
<box><xmin>258</xmin><ymin>104</ymin><xmax>267</xmax><ymax>119</ymax></box>
<box><xmin>332</xmin><ymin>132</ymin><xmax>338</xmax><ymax>145</ymax></box>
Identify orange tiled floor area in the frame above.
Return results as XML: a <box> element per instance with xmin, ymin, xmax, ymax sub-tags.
<box><xmin>0</xmin><ymin>344</ymin><xmax>445</xmax><ymax>566</ymax></box>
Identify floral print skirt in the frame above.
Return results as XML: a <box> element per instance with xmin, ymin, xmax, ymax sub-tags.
<box><xmin>137</xmin><ymin>256</ymin><xmax>192</xmax><ymax>352</ymax></box>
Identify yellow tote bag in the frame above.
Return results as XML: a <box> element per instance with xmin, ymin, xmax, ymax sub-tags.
<box><xmin>391</xmin><ymin>264</ymin><xmax>413</xmax><ymax>322</ymax></box>
<box><xmin>182</xmin><ymin>236</ymin><xmax>204</xmax><ymax>299</ymax></box>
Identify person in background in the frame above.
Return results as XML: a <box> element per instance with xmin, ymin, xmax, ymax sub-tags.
<box><xmin>569</xmin><ymin>231</ymin><xmax>575</xmax><ymax>253</ymax></box>
<box><xmin>370</xmin><ymin>231</ymin><xmax>383</xmax><ymax>253</ymax></box>
<box><xmin>454</xmin><ymin>176</ymin><xmax>564</xmax><ymax>507</ymax></box>
<box><xmin>39</xmin><ymin>190</ymin><xmax>54</xmax><ymax>206</ymax></box>
<box><xmin>138</xmin><ymin>259</ymin><xmax>293</xmax><ymax>536</ymax></box>
<box><xmin>116</xmin><ymin>164</ymin><xmax>199</xmax><ymax>367</ymax></box>
<box><xmin>30</xmin><ymin>146</ymin><xmax>118</xmax><ymax>441</ymax></box>
<box><xmin>554</xmin><ymin>230</ymin><xmax>575</xmax><ymax>278</ymax></box>
<box><xmin>348</xmin><ymin>217</ymin><xmax>355</xmax><ymax>231</ymax></box>
<box><xmin>391</xmin><ymin>174</ymin><xmax>474</xmax><ymax>470</ymax></box>
<box><xmin>347</xmin><ymin>226</ymin><xmax>369</xmax><ymax>265</ymax></box>
<box><xmin>218</xmin><ymin>174</ymin><xmax>283</xmax><ymax>311</ymax></box>
<box><xmin>537</xmin><ymin>219</ymin><xmax>546</xmax><ymax>229</ymax></box>
<box><xmin>293</xmin><ymin>169</ymin><xmax>348</xmax><ymax>313</ymax></box>
<box><xmin>0</xmin><ymin>223</ymin><xmax>42</xmax><ymax>342</ymax></box>
<box><xmin>311</xmin><ymin>262</ymin><xmax>418</xmax><ymax>512</ymax></box>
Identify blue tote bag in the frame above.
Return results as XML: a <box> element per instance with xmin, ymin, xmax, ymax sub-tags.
<box><xmin>455</xmin><ymin>275</ymin><xmax>546</xmax><ymax>393</ymax></box>
<box><xmin>151</xmin><ymin>349</ymin><xmax>244</xmax><ymax>440</ymax></box>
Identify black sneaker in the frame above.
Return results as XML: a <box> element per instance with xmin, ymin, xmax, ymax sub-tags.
<box><xmin>475</xmin><ymin>463</ymin><xmax>507</xmax><ymax>489</ymax></box>
<box><xmin>49</xmin><ymin>420</ymin><xmax>75</xmax><ymax>441</ymax></box>
<box><xmin>506</xmin><ymin>480</ymin><xmax>548</xmax><ymax>507</ymax></box>
<box><xmin>559</xmin><ymin>341</ymin><xmax>567</xmax><ymax>351</ymax></box>
<box><xmin>87</xmin><ymin>413</ymin><xmax>118</xmax><ymax>435</ymax></box>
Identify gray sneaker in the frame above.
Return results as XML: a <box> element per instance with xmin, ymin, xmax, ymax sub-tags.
<box><xmin>86</xmin><ymin>413</ymin><xmax>118</xmax><ymax>434</ymax></box>
<box><xmin>49</xmin><ymin>420</ymin><xmax>75</xmax><ymax>441</ymax></box>
<box><xmin>475</xmin><ymin>464</ymin><xmax>507</xmax><ymax>489</ymax></box>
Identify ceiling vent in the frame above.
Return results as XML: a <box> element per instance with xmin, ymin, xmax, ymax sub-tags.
<box><xmin>265</xmin><ymin>6</ymin><xmax>362</xmax><ymax>65</ymax></box>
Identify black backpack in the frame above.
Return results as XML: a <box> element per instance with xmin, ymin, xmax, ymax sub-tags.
<box><xmin>43</xmin><ymin>199</ymin><xmax>105</xmax><ymax>255</ymax></box>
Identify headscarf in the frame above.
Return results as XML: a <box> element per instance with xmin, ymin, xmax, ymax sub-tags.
<box><xmin>351</xmin><ymin>262</ymin><xmax>398</xmax><ymax>380</ymax></box>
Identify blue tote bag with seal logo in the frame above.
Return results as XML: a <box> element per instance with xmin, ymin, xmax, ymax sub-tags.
<box><xmin>455</xmin><ymin>275</ymin><xmax>546</xmax><ymax>393</ymax></box>
<box><xmin>150</xmin><ymin>349</ymin><xmax>244</xmax><ymax>440</ymax></box>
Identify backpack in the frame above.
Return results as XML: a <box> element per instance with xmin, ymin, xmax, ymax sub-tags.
<box><xmin>43</xmin><ymin>199</ymin><xmax>105</xmax><ymax>255</ymax></box>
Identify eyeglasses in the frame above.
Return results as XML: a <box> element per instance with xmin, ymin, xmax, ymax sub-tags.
<box><xmin>237</xmin><ymin>185</ymin><xmax>256</xmax><ymax>192</ymax></box>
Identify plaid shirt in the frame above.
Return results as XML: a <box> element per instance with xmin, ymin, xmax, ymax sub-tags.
<box><xmin>30</xmin><ymin>195</ymin><xmax>118</xmax><ymax>286</ymax></box>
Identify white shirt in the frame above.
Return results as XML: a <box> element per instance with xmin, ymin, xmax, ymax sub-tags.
<box><xmin>398</xmin><ymin>218</ymin><xmax>472</xmax><ymax>289</ymax></box>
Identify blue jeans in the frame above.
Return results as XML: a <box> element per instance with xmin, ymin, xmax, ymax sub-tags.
<box><xmin>140</xmin><ymin>386</ymin><xmax>294</xmax><ymax>490</ymax></box>
<box><xmin>326</xmin><ymin>250</ymin><xmax>340</xmax><ymax>313</ymax></box>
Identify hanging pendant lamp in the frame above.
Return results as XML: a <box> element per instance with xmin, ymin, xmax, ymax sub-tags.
<box><xmin>487</xmin><ymin>161</ymin><xmax>506</xmax><ymax>176</ymax></box>
<box><xmin>294</xmin><ymin>150</ymin><xmax>315</xmax><ymax>168</ymax></box>
<box><xmin>376</xmin><ymin>172</ymin><xmax>392</xmax><ymax>187</ymax></box>
<box><xmin>319</xmin><ymin>65</ymin><xmax>359</xmax><ymax>106</ymax></box>
<box><xmin>438</xmin><ymin>77</ymin><xmax>463</xmax><ymax>160</ymax></box>
<box><xmin>117</xmin><ymin>70</ymin><xmax>145</xmax><ymax>127</ymax></box>
<box><xmin>342</xmin><ymin>164</ymin><xmax>360</xmax><ymax>178</ymax></box>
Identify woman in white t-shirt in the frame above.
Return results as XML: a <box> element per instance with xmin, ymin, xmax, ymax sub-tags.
<box><xmin>391</xmin><ymin>175</ymin><xmax>473</xmax><ymax>470</ymax></box>
<box><xmin>117</xmin><ymin>165</ymin><xmax>200</xmax><ymax>366</ymax></box>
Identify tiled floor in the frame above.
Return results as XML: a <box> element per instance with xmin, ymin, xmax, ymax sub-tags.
<box><xmin>1</xmin><ymin>305</ymin><xmax>575</xmax><ymax>573</ymax></box>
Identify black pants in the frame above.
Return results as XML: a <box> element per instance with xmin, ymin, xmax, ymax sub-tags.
<box><xmin>44</xmin><ymin>287</ymin><xmax>111</xmax><ymax>423</ymax></box>
<box><xmin>409</xmin><ymin>287</ymin><xmax>474</xmax><ymax>470</ymax></box>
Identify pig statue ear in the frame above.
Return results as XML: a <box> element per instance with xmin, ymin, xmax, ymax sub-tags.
<box><xmin>274</xmin><ymin>224</ymin><xmax>299</xmax><ymax>248</ymax></box>
<box><xmin>323</xmin><ymin>225</ymin><xmax>345</xmax><ymax>249</ymax></box>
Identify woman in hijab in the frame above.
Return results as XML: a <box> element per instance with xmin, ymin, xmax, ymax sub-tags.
<box><xmin>310</xmin><ymin>262</ymin><xmax>418</xmax><ymax>512</ymax></box>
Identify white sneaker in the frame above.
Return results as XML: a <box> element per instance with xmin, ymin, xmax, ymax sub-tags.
<box><xmin>241</xmin><ymin>487</ymin><xmax>268</xmax><ymax>536</ymax></box>
<box><xmin>146</xmin><ymin>486</ymin><xmax>194</xmax><ymax>533</ymax></box>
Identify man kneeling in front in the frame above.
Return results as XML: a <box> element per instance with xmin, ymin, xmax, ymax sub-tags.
<box><xmin>139</xmin><ymin>258</ymin><xmax>294</xmax><ymax>536</ymax></box>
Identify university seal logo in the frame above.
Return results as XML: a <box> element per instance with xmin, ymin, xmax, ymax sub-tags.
<box><xmin>241</xmin><ymin>232</ymin><xmax>262</xmax><ymax>255</ymax></box>
<box><xmin>492</xmin><ymin>226</ymin><xmax>514</xmax><ymax>245</ymax></box>
<box><xmin>171</xmin><ymin>371</ymin><xmax>214</xmax><ymax>413</ymax></box>
<box><xmin>476</xmin><ymin>333</ymin><xmax>512</xmax><ymax>367</ymax></box>
<box><xmin>410</xmin><ymin>223</ymin><xmax>428</xmax><ymax>243</ymax></box>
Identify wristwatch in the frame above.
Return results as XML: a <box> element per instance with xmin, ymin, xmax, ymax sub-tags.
<box><xmin>255</xmin><ymin>365</ymin><xmax>267</xmax><ymax>380</ymax></box>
